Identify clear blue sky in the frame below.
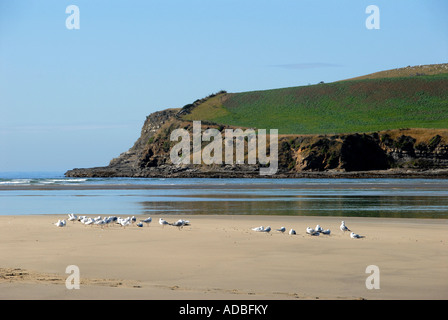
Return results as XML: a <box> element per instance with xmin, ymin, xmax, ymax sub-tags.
<box><xmin>1</xmin><ymin>0</ymin><xmax>447</xmax><ymax>172</ymax></box>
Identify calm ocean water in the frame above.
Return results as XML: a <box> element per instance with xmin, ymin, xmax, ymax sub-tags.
<box><xmin>1</xmin><ymin>172</ymin><xmax>448</xmax><ymax>218</ymax></box>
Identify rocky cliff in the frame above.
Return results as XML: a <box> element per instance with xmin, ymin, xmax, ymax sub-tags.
<box><xmin>65</xmin><ymin>108</ymin><xmax>448</xmax><ymax>178</ymax></box>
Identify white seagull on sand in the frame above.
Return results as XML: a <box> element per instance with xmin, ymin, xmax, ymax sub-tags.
<box><xmin>119</xmin><ymin>218</ymin><xmax>131</xmax><ymax>227</ymax></box>
<box><xmin>159</xmin><ymin>218</ymin><xmax>169</xmax><ymax>227</ymax></box>
<box><xmin>177</xmin><ymin>219</ymin><xmax>189</xmax><ymax>226</ymax></box>
<box><xmin>67</xmin><ymin>213</ymin><xmax>77</xmax><ymax>222</ymax></box>
<box><xmin>170</xmin><ymin>219</ymin><xmax>189</xmax><ymax>229</ymax></box>
<box><xmin>252</xmin><ymin>226</ymin><xmax>271</xmax><ymax>233</ymax></box>
<box><xmin>340</xmin><ymin>221</ymin><xmax>351</xmax><ymax>233</ymax></box>
<box><xmin>84</xmin><ymin>218</ymin><xmax>94</xmax><ymax>225</ymax></box>
<box><xmin>306</xmin><ymin>227</ymin><xmax>319</xmax><ymax>235</ymax></box>
<box><xmin>350</xmin><ymin>232</ymin><xmax>364</xmax><ymax>239</ymax></box>
<box><xmin>276</xmin><ymin>227</ymin><xmax>286</xmax><ymax>233</ymax></box>
<box><xmin>289</xmin><ymin>229</ymin><xmax>296</xmax><ymax>235</ymax></box>
<box><xmin>315</xmin><ymin>225</ymin><xmax>323</xmax><ymax>233</ymax></box>
<box><xmin>54</xmin><ymin>219</ymin><xmax>66</xmax><ymax>227</ymax></box>
<box><xmin>321</xmin><ymin>229</ymin><xmax>331</xmax><ymax>235</ymax></box>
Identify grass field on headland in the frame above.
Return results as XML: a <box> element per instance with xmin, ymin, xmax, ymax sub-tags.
<box><xmin>182</xmin><ymin>73</ymin><xmax>448</xmax><ymax>135</ymax></box>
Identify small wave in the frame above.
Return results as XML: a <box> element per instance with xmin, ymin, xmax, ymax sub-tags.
<box><xmin>0</xmin><ymin>179</ymin><xmax>32</xmax><ymax>185</ymax></box>
<box><xmin>39</xmin><ymin>178</ymin><xmax>88</xmax><ymax>184</ymax></box>
<box><xmin>0</xmin><ymin>178</ymin><xmax>88</xmax><ymax>185</ymax></box>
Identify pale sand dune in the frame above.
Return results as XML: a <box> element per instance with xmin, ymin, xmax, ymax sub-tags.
<box><xmin>0</xmin><ymin>215</ymin><xmax>447</xmax><ymax>300</ymax></box>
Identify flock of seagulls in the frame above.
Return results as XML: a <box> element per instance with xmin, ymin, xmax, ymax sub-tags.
<box><xmin>305</xmin><ymin>224</ymin><xmax>331</xmax><ymax>236</ymax></box>
<box><xmin>251</xmin><ymin>226</ymin><xmax>269</xmax><ymax>232</ymax></box>
<box><xmin>251</xmin><ymin>220</ymin><xmax>364</xmax><ymax>239</ymax></box>
<box><xmin>159</xmin><ymin>217</ymin><xmax>190</xmax><ymax>229</ymax></box>
<box><xmin>252</xmin><ymin>225</ymin><xmax>297</xmax><ymax>235</ymax></box>
<box><xmin>57</xmin><ymin>214</ymin><xmax>364</xmax><ymax>239</ymax></box>
<box><xmin>54</xmin><ymin>213</ymin><xmax>190</xmax><ymax>230</ymax></box>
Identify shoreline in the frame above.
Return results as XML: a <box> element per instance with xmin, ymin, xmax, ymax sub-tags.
<box><xmin>1</xmin><ymin>214</ymin><xmax>447</xmax><ymax>300</ymax></box>
<box><xmin>2</xmin><ymin>181</ymin><xmax>448</xmax><ymax>191</ymax></box>
<box><xmin>63</xmin><ymin>168</ymin><xmax>448</xmax><ymax>180</ymax></box>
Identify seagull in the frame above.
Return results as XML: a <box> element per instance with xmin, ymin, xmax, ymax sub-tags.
<box><xmin>170</xmin><ymin>219</ymin><xmax>189</xmax><ymax>230</ymax></box>
<box><xmin>306</xmin><ymin>227</ymin><xmax>319</xmax><ymax>236</ymax></box>
<box><xmin>159</xmin><ymin>218</ymin><xmax>169</xmax><ymax>227</ymax></box>
<box><xmin>350</xmin><ymin>232</ymin><xmax>364</xmax><ymax>239</ymax></box>
<box><xmin>289</xmin><ymin>229</ymin><xmax>296</xmax><ymax>235</ymax></box>
<box><xmin>276</xmin><ymin>227</ymin><xmax>286</xmax><ymax>233</ymax></box>
<box><xmin>321</xmin><ymin>229</ymin><xmax>331</xmax><ymax>235</ymax></box>
<box><xmin>175</xmin><ymin>219</ymin><xmax>190</xmax><ymax>226</ymax></box>
<box><xmin>340</xmin><ymin>221</ymin><xmax>351</xmax><ymax>233</ymax></box>
<box><xmin>131</xmin><ymin>216</ymin><xmax>137</xmax><ymax>224</ymax></box>
<box><xmin>67</xmin><ymin>213</ymin><xmax>77</xmax><ymax>222</ymax></box>
<box><xmin>315</xmin><ymin>225</ymin><xmax>323</xmax><ymax>233</ymax></box>
<box><xmin>140</xmin><ymin>217</ymin><xmax>152</xmax><ymax>226</ymax></box>
<box><xmin>263</xmin><ymin>226</ymin><xmax>271</xmax><ymax>233</ymax></box>
<box><xmin>252</xmin><ymin>226</ymin><xmax>265</xmax><ymax>232</ymax></box>
<box><xmin>84</xmin><ymin>218</ymin><xmax>94</xmax><ymax>226</ymax></box>
<box><xmin>54</xmin><ymin>219</ymin><xmax>66</xmax><ymax>227</ymax></box>
<box><xmin>119</xmin><ymin>218</ymin><xmax>131</xmax><ymax>228</ymax></box>
<box><xmin>103</xmin><ymin>216</ymin><xmax>113</xmax><ymax>226</ymax></box>
<box><xmin>115</xmin><ymin>217</ymin><xmax>123</xmax><ymax>225</ymax></box>
<box><xmin>136</xmin><ymin>222</ymin><xmax>143</xmax><ymax>227</ymax></box>
<box><xmin>171</xmin><ymin>220</ymin><xmax>181</xmax><ymax>227</ymax></box>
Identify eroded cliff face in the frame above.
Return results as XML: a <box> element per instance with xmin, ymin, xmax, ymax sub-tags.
<box><xmin>108</xmin><ymin>109</ymin><xmax>179</xmax><ymax>170</ymax></box>
<box><xmin>290</xmin><ymin>134</ymin><xmax>389</xmax><ymax>172</ymax></box>
<box><xmin>65</xmin><ymin>109</ymin><xmax>448</xmax><ymax>178</ymax></box>
<box><xmin>287</xmin><ymin>131</ymin><xmax>448</xmax><ymax>173</ymax></box>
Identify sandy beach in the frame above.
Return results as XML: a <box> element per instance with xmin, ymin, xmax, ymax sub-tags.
<box><xmin>0</xmin><ymin>214</ymin><xmax>447</xmax><ymax>300</ymax></box>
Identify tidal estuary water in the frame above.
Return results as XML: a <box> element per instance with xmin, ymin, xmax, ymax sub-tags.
<box><xmin>1</xmin><ymin>172</ymin><xmax>448</xmax><ymax>218</ymax></box>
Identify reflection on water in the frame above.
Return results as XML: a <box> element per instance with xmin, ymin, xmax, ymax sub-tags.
<box><xmin>138</xmin><ymin>195</ymin><xmax>448</xmax><ymax>219</ymax></box>
<box><xmin>1</xmin><ymin>178</ymin><xmax>448</xmax><ymax>218</ymax></box>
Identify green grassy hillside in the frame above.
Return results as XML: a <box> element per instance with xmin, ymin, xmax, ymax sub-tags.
<box><xmin>181</xmin><ymin>72</ymin><xmax>448</xmax><ymax>135</ymax></box>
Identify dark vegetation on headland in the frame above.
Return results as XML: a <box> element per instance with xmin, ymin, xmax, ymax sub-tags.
<box><xmin>65</xmin><ymin>64</ymin><xmax>448</xmax><ymax>178</ymax></box>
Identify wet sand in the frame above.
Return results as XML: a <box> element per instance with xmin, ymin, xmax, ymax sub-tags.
<box><xmin>1</xmin><ymin>214</ymin><xmax>447</xmax><ymax>300</ymax></box>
